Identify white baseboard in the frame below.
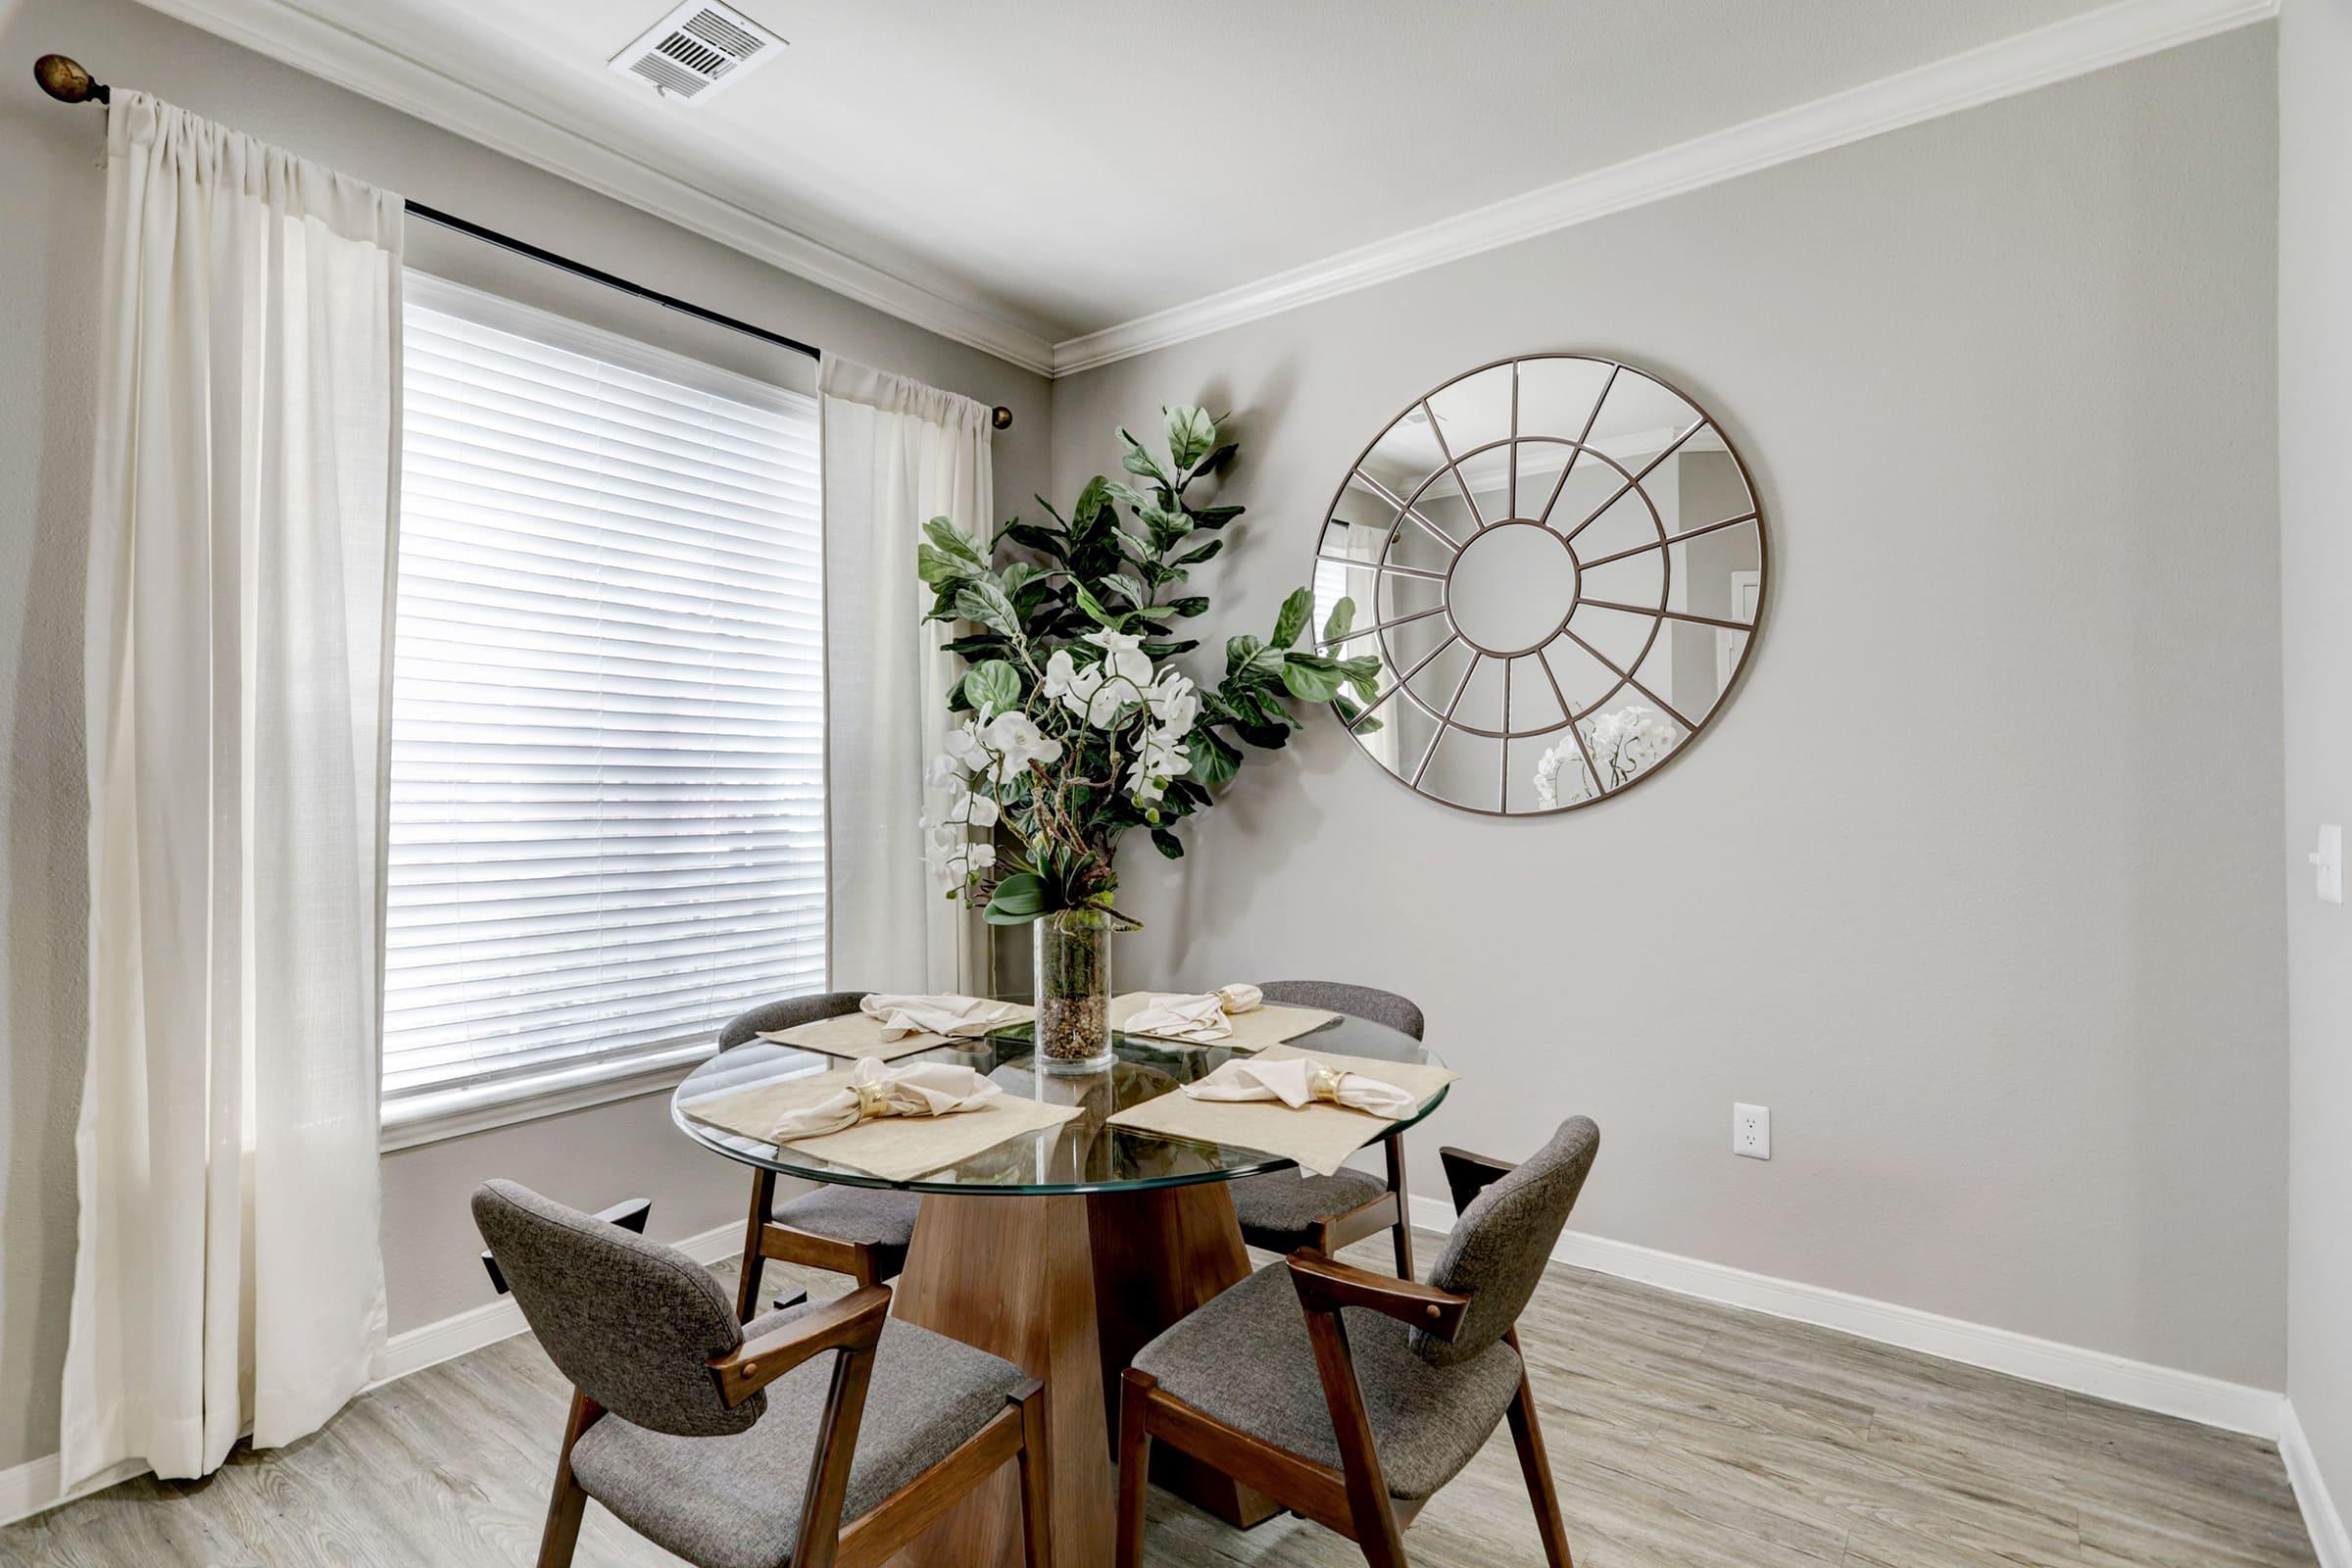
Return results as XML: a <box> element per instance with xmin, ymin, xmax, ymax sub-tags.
<box><xmin>0</xmin><ymin>1456</ymin><xmax>150</xmax><ymax>1536</ymax></box>
<box><xmin>1408</xmin><ymin>1196</ymin><xmax>2283</xmax><ymax>1440</ymax></box>
<box><xmin>2284</xmin><ymin>1400</ymin><xmax>2352</xmax><ymax>1568</ymax></box>
<box><xmin>0</xmin><ymin>1221</ymin><xmax>742</xmax><ymax>1530</ymax></box>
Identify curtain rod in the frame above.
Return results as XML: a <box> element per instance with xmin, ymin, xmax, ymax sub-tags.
<box><xmin>33</xmin><ymin>54</ymin><xmax>1016</xmax><ymax>431</ymax></box>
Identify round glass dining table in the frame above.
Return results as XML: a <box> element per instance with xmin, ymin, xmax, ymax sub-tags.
<box><xmin>669</xmin><ymin>1016</ymin><xmax>1449</xmax><ymax>1568</ymax></box>
<box><xmin>670</xmin><ymin>1013</ymin><xmax>1448</xmax><ymax>1194</ymax></box>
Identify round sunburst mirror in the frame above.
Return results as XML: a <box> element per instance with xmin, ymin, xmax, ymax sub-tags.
<box><xmin>1312</xmin><ymin>354</ymin><xmax>1767</xmax><ymax>814</ymax></box>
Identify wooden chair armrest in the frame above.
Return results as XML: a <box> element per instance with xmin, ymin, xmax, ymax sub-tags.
<box><xmin>1287</xmin><ymin>1252</ymin><xmax>1471</xmax><ymax>1343</ymax></box>
<box><xmin>709</xmin><ymin>1285</ymin><xmax>890</xmax><ymax>1407</ymax></box>
<box><xmin>481</xmin><ymin>1198</ymin><xmax>649</xmax><ymax>1297</ymax></box>
<box><xmin>1315</xmin><ymin>1190</ymin><xmax>1403</xmax><ymax>1256</ymax></box>
<box><xmin>1438</xmin><ymin>1147</ymin><xmax>1515</xmax><ymax>1217</ymax></box>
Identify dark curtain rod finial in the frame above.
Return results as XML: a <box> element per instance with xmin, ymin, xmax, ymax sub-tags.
<box><xmin>993</xmin><ymin>406</ymin><xmax>1013</xmax><ymax>431</ymax></box>
<box><xmin>34</xmin><ymin>54</ymin><xmax>108</xmax><ymax>104</ymax></box>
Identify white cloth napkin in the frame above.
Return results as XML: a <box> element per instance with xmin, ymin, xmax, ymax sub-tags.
<box><xmin>858</xmin><ymin>992</ymin><xmax>1029</xmax><ymax>1041</ymax></box>
<box><xmin>1121</xmin><ymin>984</ymin><xmax>1266</xmax><ymax>1043</ymax></box>
<box><xmin>768</xmin><ymin>1056</ymin><xmax>1004</xmax><ymax>1141</ymax></box>
<box><xmin>1181</xmin><ymin>1054</ymin><xmax>1417</xmax><ymax>1119</ymax></box>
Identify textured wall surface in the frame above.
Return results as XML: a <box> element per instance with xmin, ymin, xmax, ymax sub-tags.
<box><xmin>1050</xmin><ymin>28</ymin><xmax>2285</xmax><ymax>1389</ymax></box>
<box><xmin>0</xmin><ymin>0</ymin><xmax>1050</xmax><ymax>1475</ymax></box>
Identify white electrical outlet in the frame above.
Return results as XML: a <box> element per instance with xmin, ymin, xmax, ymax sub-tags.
<box><xmin>1733</xmin><ymin>1102</ymin><xmax>1771</xmax><ymax>1159</ymax></box>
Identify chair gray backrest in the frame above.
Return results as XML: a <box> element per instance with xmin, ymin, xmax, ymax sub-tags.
<box><xmin>1414</xmin><ymin>1117</ymin><xmax>1600</xmax><ymax>1366</ymax></box>
<box><xmin>718</xmin><ymin>990</ymin><xmax>868</xmax><ymax>1049</ymax></box>
<box><xmin>1256</xmin><ymin>980</ymin><xmax>1425</xmax><ymax>1041</ymax></box>
<box><xmin>471</xmin><ymin>1180</ymin><xmax>760</xmax><ymax>1437</ymax></box>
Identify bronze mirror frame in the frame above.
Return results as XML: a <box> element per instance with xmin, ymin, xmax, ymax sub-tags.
<box><xmin>1313</xmin><ymin>352</ymin><xmax>1769</xmax><ymax>816</ymax></box>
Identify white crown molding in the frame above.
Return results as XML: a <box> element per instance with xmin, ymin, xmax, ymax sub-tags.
<box><xmin>0</xmin><ymin>1222</ymin><xmax>740</xmax><ymax>1530</ymax></box>
<box><xmin>1407</xmin><ymin>1195</ymin><xmax>2286</xmax><ymax>1440</ymax></box>
<box><xmin>2284</xmin><ymin>1400</ymin><xmax>2352</xmax><ymax>1568</ymax></box>
<box><xmin>125</xmin><ymin>0</ymin><xmax>1059</xmax><ymax>376</ymax></box>
<box><xmin>1052</xmin><ymin>0</ymin><xmax>2279</xmax><ymax>375</ymax></box>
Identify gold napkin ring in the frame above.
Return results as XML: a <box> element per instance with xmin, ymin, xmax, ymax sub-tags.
<box><xmin>853</xmin><ymin>1082</ymin><xmax>891</xmax><ymax>1120</ymax></box>
<box><xmin>1308</xmin><ymin>1065</ymin><xmax>1348</xmax><ymax>1103</ymax></box>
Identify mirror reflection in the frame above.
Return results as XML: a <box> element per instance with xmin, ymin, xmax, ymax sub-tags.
<box><xmin>1312</xmin><ymin>354</ymin><xmax>1766</xmax><ymax>814</ymax></box>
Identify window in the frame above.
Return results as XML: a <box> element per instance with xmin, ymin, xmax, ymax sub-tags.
<box><xmin>381</xmin><ymin>274</ymin><xmax>824</xmax><ymax>1142</ymax></box>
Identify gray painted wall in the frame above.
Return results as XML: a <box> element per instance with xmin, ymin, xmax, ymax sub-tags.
<box><xmin>0</xmin><ymin>0</ymin><xmax>1050</xmax><ymax>1474</ymax></box>
<box><xmin>2278</xmin><ymin>0</ymin><xmax>2352</xmax><ymax>1520</ymax></box>
<box><xmin>1050</xmin><ymin>28</ymin><xmax>2286</xmax><ymax>1388</ymax></box>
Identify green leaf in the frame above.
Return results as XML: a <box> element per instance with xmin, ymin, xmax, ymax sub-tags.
<box><xmin>1185</xmin><ymin>727</ymin><xmax>1243</xmax><ymax>788</ymax></box>
<box><xmin>1270</xmin><ymin>587</ymin><xmax>1312</xmax><ymax>650</ymax></box>
<box><xmin>963</xmin><ymin>660</ymin><xmax>1022</xmax><ymax>717</ymax></box>
<box><xmin>984</xmin><ymin>872</ymin><xmax>1050</xmax><ymax>925</ymax></box>
<box><xmin>1167</xmin><ymin>596</ymin><xmax>1210</xmax><ymax>617</ymax></box>
<box><xmin>916</xmin><ymin>542</ymin><xmax>978</xmax><ymax>591</ymax></box>
<box><xmin>1140</xmin><ymin>638</ymin><xmax>1200</xmax><ymax>659</ymax></box>
<box><xmin>1072</xmin><ymin>475</ymin><xmax>1117</xmax><ymax>529</ymax></box>
<box><xmin>1190</xmin><ymin>504</ymin><xmax>1244</xmax><ymax>529</ymax></box>
<box><xmin>1186</xmin><ymin>441</ymin><xmax>1238</xmax><ymax>480</ymax></box>
<box><xmin>923</xmin><ymin>516</ymin><xmax>986</xmax><ymax>568</ymax></box>
<box><xmin>1000</xmin><ymin>561</ymin><xmax>1039</xmax><ymax>597</ymax></box>
<box><xmin>1104</xmin><ymin>573</ymin><xmax>1152</xmax><ymax>608</ymax></box>
<box><xmin>1174</xmin><ymin>538</ymin><xmax>1223</xmax><ymax>567</ymax></box>
<box><xmin>1150</xmin><ymin>827</ymin><xmax>1185</xmax><ymax>860</ymax></box>
<box><xmin>1004</xmin><ymin>522</ymin><xmax>1068</xmax><ymax>561</ymax></box>
<box><xmin>1280</xmin><ymin>652</ymin><xmax>1348</xmax><ymax>703</ymax></box>
<box><xmin>941</xmin><ymin>633</ymin><xmax>1008</xmax><ymax>658</ymax></box>
<box><xmin>1165</xmin><ymin>406</ymin><xmax>1216</xmax><ymax>471</ymax></box>
<box><xmin>1337</xmin><ymin>696</ymin><xmax>1382</xmax><ymax>736</ymax></box>
<box><xmin>1226</xmin><ymin>634</ymin><xmax>1279</xmax><ymax>683</ymax></box>
<box><xmin>1072</xmin><ymin>580</ymin><xmax>1124</xmax><ymax>630</ymax></box>
<box><xmin>1117</xmin><ymin>428</ymin><xmax>1170</xmax><ymax>483</ymax></box>
<box><xmin>1322</xmin><ymin>594</ymin><xmax>1356</xmax><ymax>645</ymax></box>
<box><xmin>1338</xmin><ymin>654</ymin><xmax>1383</xmax><ymax>704</ymax></box>
<box><xmin>955</xmin><ymin>581</ymin><xmax>1022</xmax><ymax>639</ymax></box>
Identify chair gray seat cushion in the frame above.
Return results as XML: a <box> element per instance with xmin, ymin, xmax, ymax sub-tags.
<box><xmin>1228</xmin><ymin>1167</ymin><xmax>1388</xmax><ymax>1250</ymax></box>
<box><xmin>569</xmin><ymin>1304</ymin><xmax>1025</xmax><ymax>1568</ymax></box>
<box><xmin>1133</xmin><ymin>1260</ymin><xmax>1522</xmax><ymax>1499</ymax></box>
<box><xmin>773</xmin><ymin>1185</ymin><xmax>921</xmax><ymax>1251</ymax></box>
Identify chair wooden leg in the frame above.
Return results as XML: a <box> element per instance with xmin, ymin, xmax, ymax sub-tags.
<box><xmin>736</xmin><ymin>1169</ymin><xmax>776</xmax><ymax>1322</ymax></box>
<box><xmin>1504</xmin><ymin>1369</ymin><xmax>1572</xmax><ymax>1568</ymax></box>
<box><xmin>1013</xmin><ymin>1379</ymin><xmax>1053</xmax><ymax>1568</ymax></box>
<box><xmin>1114</xmin><ymin>1371</ymin><xmax>1155</xmax><ymax>1568</ymax></box>
<box><xmin>1383</xmin><ymin>1135</ymin><xmax>1416</xmax><ymax>1280</ymax></box>
<box><xmin>538</xmin><ymin>1389</ymin><xmax>601</xmax><ymax>1568</ymax></box>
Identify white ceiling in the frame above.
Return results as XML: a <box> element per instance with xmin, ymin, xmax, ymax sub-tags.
<box><xmin>140</xmin><ymin>0</ymin><xmax>2261</xmax><ymax>368</ymax></box>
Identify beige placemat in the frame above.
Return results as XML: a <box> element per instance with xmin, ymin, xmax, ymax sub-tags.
<box><xmin>682</xmin><ymin>1069</ymin><xmax>1080</xmax><ymax>1183</ymax></box>
<box><xmin>1108</xmin><ymin>994</ymin><xmax>1339</xmax><ymax>1052</ymax></box>
<box><xmin>760</xmin><ymin>1003</ymin><xmax>1036</xmax><ymax>1062</ymax></box>
<box><xmin>1104</xmin><ymin>1043</ymin><xmax>1456</xmax><ymax>1175</ymax></box>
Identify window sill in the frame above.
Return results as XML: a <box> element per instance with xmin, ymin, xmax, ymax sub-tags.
<box><xmin>379</xmin><ymin>1042</ymin><xmax>718</xmax><ymax>1152</ymax></box>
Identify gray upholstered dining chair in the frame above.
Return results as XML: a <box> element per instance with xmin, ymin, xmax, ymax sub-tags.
<box><xmin>473</xmin><ymin>1181</ymin><xmax>1051</xmax><ymax>1568</ymax></box>
<box><xmin>1114</xmin><ymin>1117</ymin><xmax>1599</xmax><ymax>1568</ymax></box>
<box><xmin>1226</xmin><ymin>980</ymin><xmax>1424</xmax><ymax>1275</ymax></box>
<box><xmin>719</xmin><ymin>992</ymin><xmax>924</xmax><ymax>1318</ymax></box>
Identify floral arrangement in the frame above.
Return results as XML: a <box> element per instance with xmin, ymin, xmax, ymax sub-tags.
<box><xmin>917</xmin><ymin>405</ymin><xmax>1382</xmax><ymax>927</ymax></box>
<box><xmin>1533</xmin><ymin>704</ymin><xmax>1677</xmax><ymax>808</ymax></box>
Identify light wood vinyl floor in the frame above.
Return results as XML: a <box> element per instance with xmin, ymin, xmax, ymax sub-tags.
<box><xmin>0</xmin><ymin>1236</ymin><xmax>2317</xmax><ymax>1568</ymax></box>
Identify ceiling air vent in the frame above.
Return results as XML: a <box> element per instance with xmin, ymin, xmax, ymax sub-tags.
<box><xmin>608</xmin><ymin>2</ymin><xmax>785</xmax><ymax>105</ymax></box>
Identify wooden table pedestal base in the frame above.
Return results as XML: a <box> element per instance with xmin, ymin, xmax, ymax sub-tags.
<box><xmin>883</xmin><ymin>1184</ymin><xmax>1278</xmax><ymax>1568</ymax></box>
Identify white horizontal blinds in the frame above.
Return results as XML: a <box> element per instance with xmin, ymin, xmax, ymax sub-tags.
<box><xmin>383</xmin><ymin>274</ymin><xmax>825</xmax><ymax>1117</ymax></box>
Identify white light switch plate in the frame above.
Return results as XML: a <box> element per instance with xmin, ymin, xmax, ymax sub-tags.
<box><xmin>2311</xmin><ymin>825</ymin><xmax>2342</xmax><ymax>905</ymax></box>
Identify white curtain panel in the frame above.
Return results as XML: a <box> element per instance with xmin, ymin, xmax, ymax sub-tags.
<box><xmin>818</xmin><ymin>359</ymin><xmax>995</xmax><ymax>994</ymax></box>
<box><xmin>65</xmin><ymin>93</ymin><xmax>401</xmax><ymax>1486</ymax></box>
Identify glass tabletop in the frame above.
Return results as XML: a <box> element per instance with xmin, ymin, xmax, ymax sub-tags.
<box><xmin>669</xmin><ymin>1014</ymin><xmax>1448</xmax><ymax>1197</ymax></box>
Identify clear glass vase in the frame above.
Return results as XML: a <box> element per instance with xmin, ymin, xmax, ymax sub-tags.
<box><xmin>1033</xmin><ymin>907</ymin><xmax>1116</xmax><ymax>1074</ymax></box>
